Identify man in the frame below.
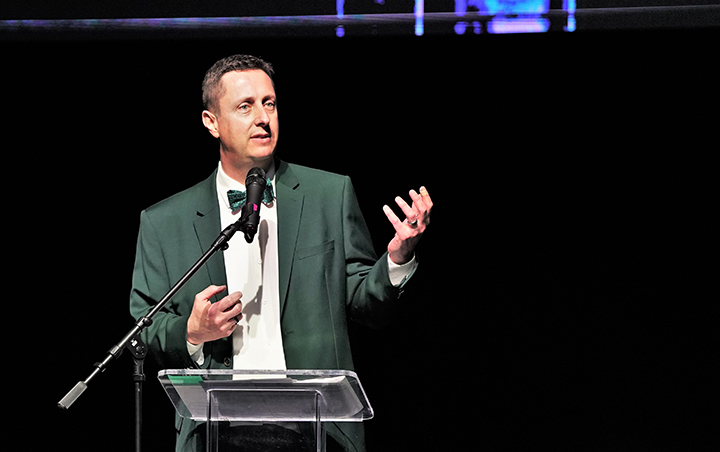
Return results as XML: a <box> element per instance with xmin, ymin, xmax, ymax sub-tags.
<box><xmin>129</xmin><ymin>54</ymin><xmax>432</xmax><ymax>451</ymax></box>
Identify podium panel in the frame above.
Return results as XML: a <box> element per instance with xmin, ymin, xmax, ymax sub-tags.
<box><xmin>158</xmin><ymin>369</ymin><xmax>374</xmax><ymax>452</ymax></box>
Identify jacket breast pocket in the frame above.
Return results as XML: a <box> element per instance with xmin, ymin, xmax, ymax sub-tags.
<box><xmin>297</xmin><ymin>240</ymin><xmax>335</xmax><ymax>260</ymax></box>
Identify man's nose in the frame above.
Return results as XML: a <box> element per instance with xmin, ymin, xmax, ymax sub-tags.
<box><xmin>255</xmin><ymin>108</ymin><xmax>271</xmax><ymax>126</ymax></box>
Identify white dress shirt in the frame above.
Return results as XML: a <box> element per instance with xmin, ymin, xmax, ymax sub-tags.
<box><xmin>188</xmin><ymin>161</ymin><xmax>417</xmax><ymax>367</ymax></box>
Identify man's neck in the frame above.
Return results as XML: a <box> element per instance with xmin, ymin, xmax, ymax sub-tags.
<box><xmin>219</xmin><ymin>155</ymin><xmax>273</xmax><ymax>185</ymax></box>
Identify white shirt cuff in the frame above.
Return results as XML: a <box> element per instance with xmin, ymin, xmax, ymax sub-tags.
<box><xmin>187</xmin><ymin>341</ymin><xmax>205</xmax><ymax>366</ymax></box>
<box><xmin>387</xmin><ymin>254</ymin><xmax>418</xmax><ymax>287</ymax></box>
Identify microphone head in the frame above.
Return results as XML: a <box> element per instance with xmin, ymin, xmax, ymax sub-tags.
<box><xmin>241</xmin><ymin>167</ymin><xmax>267</xmax><ymax>244</ymax></box>
<box><xmin>246</xmin><ymin>167</ymin><xmax>267</xmax><ymax>187</ymax></box>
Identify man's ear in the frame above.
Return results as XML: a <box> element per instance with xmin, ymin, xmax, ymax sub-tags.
<box><xmin>202</xmin><ymin>110</ymin><xmax>220</xmax><ymax>138</ymax></box>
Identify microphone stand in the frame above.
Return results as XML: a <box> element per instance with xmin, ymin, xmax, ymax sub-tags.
<box><xmin>58</xmin><ymin>208</ymin><xmax>257</xmax><ymax>451</ymax></box>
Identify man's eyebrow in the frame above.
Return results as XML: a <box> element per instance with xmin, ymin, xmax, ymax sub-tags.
<box><xmin>235</xmin><ymin>94</ymin><xmax>275</xmax><ymax>104</ymax></box>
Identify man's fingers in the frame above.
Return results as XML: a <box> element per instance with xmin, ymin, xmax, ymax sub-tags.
<box><xmin>213</xmin><ymin>291</ymin><xmax>243</xmax><ymax>320</ymax></box>
<box><xmin>409</xmin><ymin>189</ymin><xmax>429</xmax><ymax>214</ymax></box>
<box><xmin>383</xmin><ymin>204</ymin><xmax>401</xmax><ymax>226</ymax></box>
<box><xmin>410</xmin><ymin>187</ymin><xmax>433</xmax><ymax>214</ymax></box>
<box><xmin>197</xmin><ymin>284</ymin><xmax>227</xmax><ymax>302</ymax></box>
<box><xmin>216</xmin><ymin>291</ymin><xmax>242</xmax><ymax>309</ymax></box>
<box><xmin>419</xmin><ymin>186</ymin><xmax>433</xmax><ymax>208</ymax></box>
<box><xmin>394</xmin><ymin>195</ymin><xmax>417</xmax><ymax>221</ymax></box>
<box><xmin>393</xmin><ymin>187</ymin><xmax>432</xmax><ymax>223</ymax></box>
<box><xmin>224</xmin><ymin>299</ymin><xmax>243</xmax><ymax>320</ymax></box>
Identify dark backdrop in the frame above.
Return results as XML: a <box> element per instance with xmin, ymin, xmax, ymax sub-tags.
<box><xmin>4</xmin><ymin>27</ymin><xmax>716</xmax><ymax>451</ymax></box>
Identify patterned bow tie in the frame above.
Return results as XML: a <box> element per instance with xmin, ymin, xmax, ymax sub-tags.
<box><xmin>227</xmin><ymin>179</ymin><xmax>275</xmax><ymax>211</ymax></box>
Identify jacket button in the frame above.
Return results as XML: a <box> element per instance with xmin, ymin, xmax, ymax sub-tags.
<box><xmin>223</xmin><ymin>357</ymin><xmax>232</xmax><ymax>367</ymax></box>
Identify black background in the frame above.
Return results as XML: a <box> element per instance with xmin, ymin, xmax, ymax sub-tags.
<box><xmin>3</xmin><ymin>18</ymin><xmax>717</xmax><ymax>452</ymax></box>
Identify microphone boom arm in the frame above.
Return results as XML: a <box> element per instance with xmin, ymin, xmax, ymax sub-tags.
<box><xmin>58</xmin><ymin>209</ymin><xmax>256</xmax><ymax>410</ymax></box>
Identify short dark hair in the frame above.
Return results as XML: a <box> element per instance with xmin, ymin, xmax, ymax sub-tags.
<box><xmin>202</xmin><ymin>54</ymin><xmax>274</xmax><ymax>112</ymax></box>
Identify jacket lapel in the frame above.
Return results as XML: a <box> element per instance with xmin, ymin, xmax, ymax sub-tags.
<box><xmin>192</xmin><ymin>169</ymin><xmax>227</xmax><ymax>302</ymax></box>
<box><xmin>275</xmin><ymin>160</ymin><xmax>304</xmax><ymax>315</ymax></box>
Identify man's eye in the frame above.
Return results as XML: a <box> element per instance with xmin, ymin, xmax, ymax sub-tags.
<box><xmin>264</xmin><ymin>101</ymin><xmax>276</xmax><ymax>111</ymax></box>
<box><xmin>238</xmin><ymin>104</ymin><xmax>251</xmax><ymax>112</ymax></box>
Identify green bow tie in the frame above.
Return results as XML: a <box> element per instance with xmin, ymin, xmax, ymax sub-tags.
<box><xmin>227</xmin><ymin>179</ymin><xmax>275</xmax><ymax>211</ymax></box>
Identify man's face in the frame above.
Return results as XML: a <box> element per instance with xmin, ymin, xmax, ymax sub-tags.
<box><xmin>203</xmin><ymin>69</ymin><xmax>279</xmax><ymax>170</ymax></box>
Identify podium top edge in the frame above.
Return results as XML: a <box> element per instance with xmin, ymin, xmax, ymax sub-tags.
<box><xmin>158</xmin><ymin>369</ymin><xmax>360</xmax><ymax>379</ymax></box>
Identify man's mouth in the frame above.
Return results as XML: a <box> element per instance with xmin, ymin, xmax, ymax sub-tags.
<box><xmin>251</xmin><ymin>132</ymin><xmax>271</xmax><ymax>139</ymax></box>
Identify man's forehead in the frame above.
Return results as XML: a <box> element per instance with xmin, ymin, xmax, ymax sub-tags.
<box><xmin>220</xmin><ymin>69</ymin><xmax>274</xmax><ymax>93</ymax></box>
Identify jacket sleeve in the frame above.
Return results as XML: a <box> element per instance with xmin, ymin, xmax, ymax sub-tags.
<box><xmin>342</xmin><ymin>177</ymin><xmax>416</xmax><ymax>328</ymax></box>
<box><xmin>129</xmin><ymin>209</ymin><xmax>197</xmax><ymax>369</ymax></box>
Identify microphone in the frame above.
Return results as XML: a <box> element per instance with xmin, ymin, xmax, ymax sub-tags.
<box><xmin>240</xmin><ymin>167</ymin><xmax>267</xmax><ymax>243</ymax></box>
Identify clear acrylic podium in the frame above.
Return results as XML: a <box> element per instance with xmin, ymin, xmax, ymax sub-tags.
<box><xmin>159</xmin><ymin>369</ymin><xmax>374</xmax><ymax>451</ymax></box>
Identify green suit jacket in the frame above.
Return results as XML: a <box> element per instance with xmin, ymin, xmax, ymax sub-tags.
<box><xmin>129</xmin><ymin>159</ymin><xmax>411</xmax><ymax>451</ymax></box>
